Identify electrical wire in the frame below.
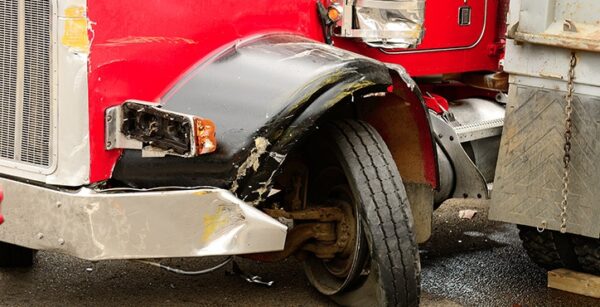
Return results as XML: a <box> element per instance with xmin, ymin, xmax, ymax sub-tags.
<box><xmin>134</xmin><ymin>257</ymin><xmax>233</xmax><ymax>276</ymax></box>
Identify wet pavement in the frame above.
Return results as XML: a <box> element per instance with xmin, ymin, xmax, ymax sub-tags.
<box><xmin>1</xmin><ymin>199</ymin><xmax>599</xmax><ymax>306</ymax></box>
<box><xmin>420</xmin><ymin>199</ymin><xmax>600</xmax><ymax>307</ymax></box>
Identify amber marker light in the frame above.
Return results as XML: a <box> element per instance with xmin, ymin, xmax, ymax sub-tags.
<box><xmin>194</xmin><ymin>118</ymin><xmax>217</xmax><ymax>155</ymax></box>
<box><xmin>327</xmin><ymin>5</ymin><xmax>342</xmax><ymax>22</ymax></box>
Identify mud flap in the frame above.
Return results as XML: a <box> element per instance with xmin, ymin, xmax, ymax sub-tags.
<box><xmin>490</xmin><ymin>85</ymin><xmax>600</xmax><ymax>238</ymax></box>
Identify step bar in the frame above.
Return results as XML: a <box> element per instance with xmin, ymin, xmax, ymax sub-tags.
<box><xmin>454</xmin><ymin>118</ymin><xmax>504</xmax><ymax>143</ymax></box>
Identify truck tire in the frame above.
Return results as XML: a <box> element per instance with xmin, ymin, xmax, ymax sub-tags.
<box><xmin>572</xmin><ymin>236</ymin><xmax>600</xmax><ymax>275</ymax></box>
<box><xmin>518</xmin><ymin>226</ymin><xmax>580</xmax><ymax>271</ymax></box>
<box><xmin>0</xmin><ymin>241</ymin><xmax>35</xmax><ymax>268</ymax></box>
<box><xmin>304</xmin><ymin>120</ymin><xmax>420</xmax><ymax>307</ymax></box>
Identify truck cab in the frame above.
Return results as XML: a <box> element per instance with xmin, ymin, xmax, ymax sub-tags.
<box><xmin>0</xmin><ymin>1</ymin><xmax>512</xmax><ymax>306</ymax></box>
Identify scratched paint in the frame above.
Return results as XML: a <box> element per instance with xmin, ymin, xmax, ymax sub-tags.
<box><xmin>230</xmin><ymin>137</ymin><xmax>270</xmax><ymax>193</ymax></box>
<box><xmin>0</xmin><ymin>177</ymin><xmax>286</xmax><ymax>260</ymax></box>
<box><xmin>99</xmin><ymin>36</ymin><xmax>198</xmax><ymax>47</ymax></box>
<box><xmin>201</xmin><ymin>206</ymin><xmax>231</xmax><ymax>242</ymax></box>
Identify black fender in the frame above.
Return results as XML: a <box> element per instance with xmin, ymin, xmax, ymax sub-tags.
<box><xmin>112</xmin><ymin>34</ymin><xmax>435</xmax><ymax>203</ymax></box>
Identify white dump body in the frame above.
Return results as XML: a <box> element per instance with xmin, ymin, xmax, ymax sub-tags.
<box><xmin>490</xmin><ymin>0</ymin><xmax>600</xmax><ymax>238</ymax></box>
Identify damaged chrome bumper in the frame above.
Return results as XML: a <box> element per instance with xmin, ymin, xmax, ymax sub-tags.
<box><xmin>0</xmin><ymin>177</ymin><xmax>286</xmax><ymax>261</ymax></box>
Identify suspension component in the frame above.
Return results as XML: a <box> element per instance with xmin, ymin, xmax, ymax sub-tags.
<box><xmin>245</xmin><ymin>204</ymin><xmax>355</xmax><ymax>262</ymax></box>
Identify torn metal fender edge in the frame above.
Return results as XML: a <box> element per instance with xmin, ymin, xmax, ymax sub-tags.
<box><xmin>238</xmin><ymin>64</ymin><xmax>440</xmax><ymax>204</ymax></box>
<box><xmin>111</xmin><ymin>34</ymin><xmax>391</xmax><ymax>192</ymax></box>
<box><xmin>237</xmin><ymin>75</ymin><xmax>385</xmax><ymax>204</ymax></box>
<box><xmin>0</xmin><ymin>176</ymin><xmax>286</xmax><ymax>261</ymax></box>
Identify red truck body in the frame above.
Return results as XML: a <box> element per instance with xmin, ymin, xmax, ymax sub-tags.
<box><xmin>87</xmin><ymin>0</ymin><xmax>505</xmax><ymax>182</ymax></box>
<box><xmin>0</xmin><ymin>1</ymin><xmax>510</xmax><ymax>304</ymax></box>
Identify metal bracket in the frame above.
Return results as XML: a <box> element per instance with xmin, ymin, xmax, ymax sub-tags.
<box><xmin>430</xmin><ymin>114</ymin><xmax>489</xmax><ymax>199</ymax></box>
<box><xmin>105</xmin><ymin>105</ymin><xmax>142</xmax><ymax>151</ymax></box>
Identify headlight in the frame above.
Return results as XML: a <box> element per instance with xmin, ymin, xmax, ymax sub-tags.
<box><xmin>106</xmin><ymin>101</ymin><xmax>216</xmax><ymax>157</ymax></box>
<box><xmin>326</xmin><ymin>0</ymin><xmax>425</xmax><ymax>49</ymax></box>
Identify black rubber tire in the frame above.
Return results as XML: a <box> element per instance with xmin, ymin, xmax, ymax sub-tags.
<box><xmin>518</xmin><ymin>226</ymin><xmax>580</xmax><ymax>271</ymax></box>
<box><xmin>572</xmin><ymin>236</ymin><xmax>600</xmax><ymax>275</ymax></box>
<box><xmin>305</xmin><ymin>120</ymin><xmax>420</xmax><ymax>307</ymax></box>
<box><xmin>0</xmin><ymin>241</ymin><xmax>35</xmax><ymax>268</ymax></box>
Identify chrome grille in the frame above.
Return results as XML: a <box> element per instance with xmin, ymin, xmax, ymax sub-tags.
<box><xmin>0</xmin><ymin>0</ymin><xmax>53</xmax><ymax>168</ymax></box>
<box><xmin>0</xmin><ymin>1</ymin><xmax>18</xmax><ymax>160</ymax></box>
<box><xmin>21</xmin><ymin>0</ymin><xmax>52</xmax><ymax>166</ymax></box>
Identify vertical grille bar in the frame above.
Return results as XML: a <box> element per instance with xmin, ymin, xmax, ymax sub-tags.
<box><xmin>0</xmin><ymin>1</ymin><xmax>18</xmax><ymax>160</ymax></box>
<box><xmin>0</xmin><ymin>0</ymin><xmax>53</xmax><ymax>168</ymax></box>
<box><xmin>21</xmin><ymin>0</ymin><xmax>52</xmax><ymax>166</ymax></box>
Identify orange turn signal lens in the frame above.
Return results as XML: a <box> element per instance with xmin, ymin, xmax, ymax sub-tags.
<box><xmin>327</xmin><ymin>6</ymin><xmax>342</xmax><ymax>22</ymax></box>
<box><xmin>194</xmin><ymin>118</ymin><xmax>217</xmax><ymax>155</ymax></box>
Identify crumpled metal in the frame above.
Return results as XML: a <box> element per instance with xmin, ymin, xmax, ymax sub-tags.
<box><xmin>355</xmin><ymin>0</ymin><xmax>425</xmax><ymax>48</ymax></box>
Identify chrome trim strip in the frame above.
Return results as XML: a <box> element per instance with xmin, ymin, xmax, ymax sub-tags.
<box><xmin>379</xmin><ymin>0</ymin><xmax>488</xmax><ymax>54</ymax></box>
<box><xmin>13</xmin><ymin>0</ymin><xmax>25</xmax><ymax>161</ymax></box>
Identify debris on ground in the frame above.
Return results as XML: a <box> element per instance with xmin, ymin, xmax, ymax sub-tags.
<box><xmin>459</xmin><ymin>209</ymin><xmax>478</xmax><ymax>219</ymax></box>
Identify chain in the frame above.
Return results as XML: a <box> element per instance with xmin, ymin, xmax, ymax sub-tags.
<box><xmin>559</xmin><ymin>52</ymin><xmax>577</xmax><ymax>234</ymax></box>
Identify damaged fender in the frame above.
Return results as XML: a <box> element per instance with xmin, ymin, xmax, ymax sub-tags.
<box><xmin>112</xmin><ymin>34</ymin><xmax>435</xmax><ymax>204</ymax></box>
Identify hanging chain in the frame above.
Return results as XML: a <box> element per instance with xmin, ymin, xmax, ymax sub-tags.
<box><xmin>560</xmin><ymin>52</ymin><xmax>577</xmax><ymax>234</ymax></box>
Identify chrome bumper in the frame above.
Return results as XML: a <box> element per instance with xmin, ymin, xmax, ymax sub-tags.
<box><xmin>0</xmin><ymin>177</ymin><xmax>287</xmax><ymax>260</ymax></box>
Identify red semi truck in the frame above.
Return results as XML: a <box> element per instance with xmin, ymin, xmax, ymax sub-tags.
<box><xmin>0</xmin><ymin>1</ymin><xmax>511</xmax><ymax>306</ymax></box>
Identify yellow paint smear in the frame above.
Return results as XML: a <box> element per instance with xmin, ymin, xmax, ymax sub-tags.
<box><xmin>202</xmin><ymin>207</ymin><xmax>230</xmax><ymax>242</ymax></box>
<box><xmin>62</xmin><ymin>6</ymin><xmax>89</xmax><ymax>53</ymax></box>
<box><xmin>64</xmin><ymin>6</ymin><xmax>86</xmax><ymax>18</ymax></box>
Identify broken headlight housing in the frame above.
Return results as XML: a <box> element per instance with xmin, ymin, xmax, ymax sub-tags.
<box><xmin>326</xmin><ymin>0</ymin><xmax>425</xmax><ymax>48</ymax></box>
<box><xmin>105</xmin><ymin>101</ymin><xmax>216</xmax><ymax>157</ymax></box>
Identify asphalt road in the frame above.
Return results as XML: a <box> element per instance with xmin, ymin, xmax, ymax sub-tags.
<box><xmin>1</xmin><ymin>199</ymin><xmax>599</xmax><ymax>306</ymax></box>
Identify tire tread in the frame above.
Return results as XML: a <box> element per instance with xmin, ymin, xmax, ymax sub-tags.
<box><xmin>329</xmin><ymin>120</ymin><xmax>420</xmax><ymax>307</ymax></box>
<box><xmin>573</xmin><ymin>236</ymin><xmax>600</xmax><ymax>275</ymax></box>
<box><xmin>518</xmin><ymin>226</ymin><xmax>579</xmax><ymax>271</ymax></box>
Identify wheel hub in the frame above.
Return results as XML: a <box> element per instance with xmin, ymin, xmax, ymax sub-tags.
<box><xmin>322</xmin><ymin>200</ymin><xmax>357</xmax><ymax>278</ymax></box>
<box><xmin>302</xmin><ymin>184</ymin><xmax>369</xmax><ymax>296</ymax></box>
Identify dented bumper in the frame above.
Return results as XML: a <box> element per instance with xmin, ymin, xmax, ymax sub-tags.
<box><xmin>0</xmin><ymin>177</ymin><xmax>286</xmax><ymax>260</ymax></box>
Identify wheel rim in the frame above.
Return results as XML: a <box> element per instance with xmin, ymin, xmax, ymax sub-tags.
<box><xmin>304</xmin><ymin>166</ymin><xmax>370</xmax><ymax>295</ymax></box>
